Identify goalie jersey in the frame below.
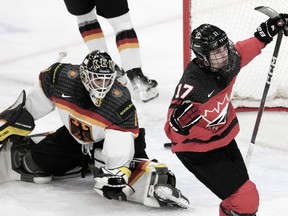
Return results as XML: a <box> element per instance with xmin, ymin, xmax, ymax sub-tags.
<box><xmin>165</xmin><ymin>37</ymin><xmax>265</xmax><ymax>153</ymax></box>
<box><xmin>25</xmin><ymin>63</ymin><xmax>139</xmax><ymax>145</ymax></box>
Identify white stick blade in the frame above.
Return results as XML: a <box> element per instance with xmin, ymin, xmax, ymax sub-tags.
<box><xmin>255</xmin><ymin>6</ymin><xmax>279</xmax><ymax>18</ymax></box>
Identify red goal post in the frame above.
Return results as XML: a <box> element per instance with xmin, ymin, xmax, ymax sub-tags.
<box><xmin>183</xmin><ymin>0</ymin><xmax>288</xmax><ymax>112</ymax></box>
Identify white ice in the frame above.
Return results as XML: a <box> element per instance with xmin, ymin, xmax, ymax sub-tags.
<box><xmin>1</xmin><ymin>0</ymin><xmax>288</xmax><ymax>215</ymax></box>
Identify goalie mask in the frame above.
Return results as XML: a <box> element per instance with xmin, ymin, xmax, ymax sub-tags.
<box><xmin>80</xmin><ymin>50</ymin><xmax>116</xmax><ymax>107</ymax></box>
<box><xmin>190</xmin><ymin>24</ymin><xmax>236</xmax><ymax>72</ymax></box>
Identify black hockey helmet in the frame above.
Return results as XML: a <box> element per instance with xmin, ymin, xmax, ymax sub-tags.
<box><xmin>80</xmin><ymin>50</ymin><xmax>116</xmax><ymax>106</ymax></box>
<box><xmin>190</xmin><ymin>24</ymin><xmax>229</xmax><ymax>62</ymax></box>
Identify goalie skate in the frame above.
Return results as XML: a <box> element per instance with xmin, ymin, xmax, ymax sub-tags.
<box><xmin>154</xmin><ymin>184</ymin><xmax>191</xmax><ymax>209</ymax></box>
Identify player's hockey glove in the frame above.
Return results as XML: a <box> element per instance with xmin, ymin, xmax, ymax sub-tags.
<box><xmin>169</xmin><ymin>100</ymin><xmax>201</xmax><ymax>135</ymax></box>
<box><xmin>254</xmin><ymin>13</ymin><xmax>288</xmax><ymax>44</ymax></box>
<box><xmin>93</xmin><ymin>166</ymin><xmax>134</xmax><ymax>201</ymax></box>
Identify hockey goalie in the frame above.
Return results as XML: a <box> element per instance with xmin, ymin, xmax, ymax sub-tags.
<box><xmin>0</xmin><ymin>50</ymin><xmax>189</xmax><ymax>209</ymax></box>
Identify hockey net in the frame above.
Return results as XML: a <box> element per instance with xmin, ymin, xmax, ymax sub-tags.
<box><xmin>183</xmin><ymin>0</ymin><xmax>288</xmax><ymax>111</ymax></box>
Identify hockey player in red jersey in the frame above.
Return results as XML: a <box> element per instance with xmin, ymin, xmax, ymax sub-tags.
<box><xmin>165</xmin><ymin>14</ymin><xmax>288</xmax><ymax>215</ymax></box>
<box><xmin>63</xmin><ymin>0</ymin><xmax>159</xmax><ymax>102</ymax></box>
<box><xmin>0</xmin><ymin>50</ymin><xmax>189</xmax><ymax>208</ymax></box>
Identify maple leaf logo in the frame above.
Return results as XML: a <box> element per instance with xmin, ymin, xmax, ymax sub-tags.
<box><xmin>201</xmin><ymin>94</ymin><xmax>230</xmax><ymax>129</ymax></box>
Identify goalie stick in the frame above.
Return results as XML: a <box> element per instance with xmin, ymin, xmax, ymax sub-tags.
<box><xmin>0</xmin><ymin>131</ymin><xmax>53</xmax><ymax>151</ymax></box>
<box><xmin>56</xmin><ymin>51</ymin><xmax>67</xmax><ymax>62</ymax></box>
<box><xmin>27</xmin><ymin>131</ymin><xmax>53</xmax><ymax>138</ymax></box>
<box><xmin>246</xmin><ymin>6</ymin><xmax>286</xmax><ymax>168</ymax></box>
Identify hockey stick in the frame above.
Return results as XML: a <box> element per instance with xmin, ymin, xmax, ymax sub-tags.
<box><xmin>56</xmin><ymin>51</ymin><xmax>67</xmax><ymax>62</ymax></box>
<box><xmin>0</xmin><ymin>131</ymin><xmax>53</xmax><ymax>151</ymax></box>
<box><xmin>27</xmin><ymin>131</ymin><xmax>53</xmax><ymax>138</ymax></box>
<box><xmin>164</xmin><ymin>142</ymin><xmax>172</xmax><ymax>148</ymax></box>
<box><xmin>246</xmin><ymin>6</ymin><xmax>285</xmax><ymax>168</ymax></box>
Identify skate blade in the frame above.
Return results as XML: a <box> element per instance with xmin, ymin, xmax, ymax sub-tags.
<box><xmin>154</xmin><ymin>187</ymin><xmax>192</xmax><ymax>209</ymax></box>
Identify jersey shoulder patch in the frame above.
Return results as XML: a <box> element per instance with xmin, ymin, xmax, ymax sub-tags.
<box><xmin>117</xmin><ymin>100</ymin><xmax>136</xmax><ymax>120</ymax></box>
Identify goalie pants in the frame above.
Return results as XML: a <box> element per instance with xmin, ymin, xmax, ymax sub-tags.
<box><xmin>30</xmin><ymin>126</ymin><xmax>148</xmax><ymax>176</ymax></box>
<box><xmin>63</xmin><ymin>0</ymin><xmax>129</xmax><ymax>18</ymax></box>
<box><xmin>176</xmin><ymin>139</ymin><xmax>259</xmax><ymax>214</ymax></box>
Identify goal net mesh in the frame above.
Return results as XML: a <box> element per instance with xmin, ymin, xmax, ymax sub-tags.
<box><xmin>183</xmin><ymin>0</ymin><xmax>288</xmax><ymax>111</ymax></box>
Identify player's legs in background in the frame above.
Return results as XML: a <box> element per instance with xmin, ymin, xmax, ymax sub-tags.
<box><xmin>96</xmin><ymin>0</ymin><xmax>159</xmax><ymax>102</ymax></box>
<box><xmin>63</xmin><ymin>0</ymin><xmax>108</xmax><ymax>52</ymax></box>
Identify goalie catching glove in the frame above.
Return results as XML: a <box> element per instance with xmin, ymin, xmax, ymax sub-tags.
<box><xmin>254</xmin><ymin>13</ymin><xmax>288</xmax><ymax>44</ymax></box>
<box><xmin>169</xmin><ymin>100</ymin><xmax>201</xmax><ymax>135</ymax></box>
<box><xmin>0</xmin><ymin>90</ymin><xmax>35</xmax><ymax>143</ymax></box>
<box><xmin>93</xmin><ymin>166</ymin><xmax>135</xmax><ymax>201</ymax></box>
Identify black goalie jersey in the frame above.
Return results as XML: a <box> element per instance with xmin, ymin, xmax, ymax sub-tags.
<box><xmin>25</xmin><ymin>63</ymin><xmax>139</xmax><ymax>145</ymax></box>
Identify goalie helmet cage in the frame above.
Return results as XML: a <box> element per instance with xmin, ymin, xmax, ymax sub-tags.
<box><xmin>183</xmin><ymin>0</ymin><xmax>288</xmax><ymax>112</ymax></box>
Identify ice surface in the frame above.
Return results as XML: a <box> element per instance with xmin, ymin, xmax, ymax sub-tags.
<box><xmin>1</xmin><ymin>0</ymin><xmax>288</xmax><ymax>215</ymax></box>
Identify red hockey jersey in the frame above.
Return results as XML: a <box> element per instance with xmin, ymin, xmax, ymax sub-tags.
<box><xmin>165</xmin><ymin>37</ymin><xmax>265</xmax><ymax>153</ymax></box>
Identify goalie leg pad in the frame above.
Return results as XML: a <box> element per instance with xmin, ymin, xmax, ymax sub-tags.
<box><xmin>127</xmin><ymin>159</ymin><xmax>189</xmax><ymax>208</ymax></box>
<box><xmin>0</xmin><ymin>137</ymin><xmax>51</xmax><ymax>184</ymax></box>
<box><xmin>21</xmin><ymin>151</ymin><xmax>52</xmax><ymax>183</ymax></box>
<box><xmin>127</xmin><ymin>160</ymin><xmax>168</xmax><ymax>207</ymax></box>
<box><xmin>0</xmin><ymin>141</ymin><xmax>21</xmax><ymax>184</ymax></box>
<box><xmin>11</xmin><ymin>136</ymin><xmax>52</xmax><ymax>184</ymax></box>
